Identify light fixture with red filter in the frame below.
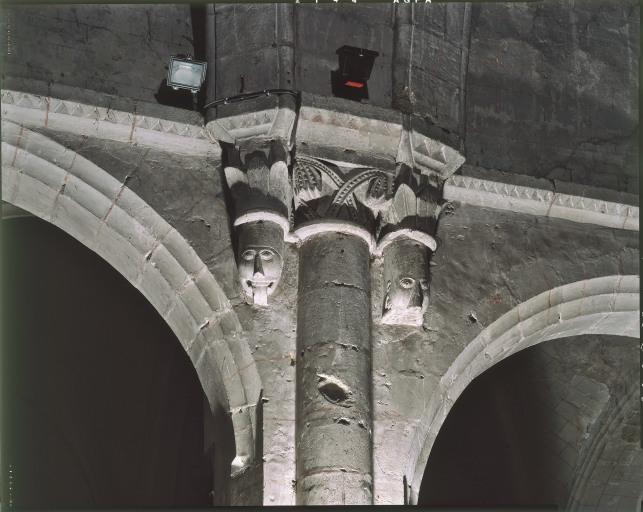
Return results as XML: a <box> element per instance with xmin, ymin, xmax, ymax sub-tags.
<box><xmin>331</xmin><ymin>45</ymin><xmax>379</xmax><ymax>101</ymax></box>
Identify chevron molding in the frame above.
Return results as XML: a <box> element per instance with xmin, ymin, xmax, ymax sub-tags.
<box><xmin>444</xmin><ymin>175</ymin><xmax>639</xmax><ymax>231</ymax></box>
<box><xmin>1</xmin><ymin>89</ymin><xmax>216</xmax><ymax>156</ymax></box>
<box><xmin>2</xmin><ymin>88</ymin><xmax>638</xmax><ymax>232</ymax></box>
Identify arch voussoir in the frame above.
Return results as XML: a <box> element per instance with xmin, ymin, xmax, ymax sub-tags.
<box><xmin>405</xmin><ymin>275</ymin><xmax>640</xmax><ymax>504</ymax></box>
<box><xmin>1</xmin><ymin>120</ymin><xmax>262</xmax><ymax>472</ymax></box>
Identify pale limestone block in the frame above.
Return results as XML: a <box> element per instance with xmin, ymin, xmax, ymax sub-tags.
<box><xmin>50</xmin><ymin>194</ymin><xmax>102</xmax><ymax>249</ymax></box>
<box><xmin>558</xmin><ymin>297</ymin><xmax>585</xmax><ymax>321</ymax></box>
<box><xmin>13</xmin><ymin>148</ymin><xmax>68</xmax><ymax>190</ymax></box>
<box><xmin>2</xmin><ymin>103</ymin><xmax>48</xmax><ymax>128</ymax></box>
<box><xmin>137</xmin><ymin>262</ymin><xmax>176</xmax><ymax>317</ymax></box>
<box><xmin>586</xmin><ymin>311</ymin><xmax>638</xmax><ymax>338</ymax></box>
<box><xmin>583</xmin><ymin>274</ymin><xmax>622</xmax><ymax>296</ymax></box>
<box><xmin>149</xmin><ymin>243</ymin><xmax>189</xmax><ymax>291</ymax></box>
<box><xmin>68</xmin><ymin>154</ymin><xmax>122</xmax><ymax>201</ymax></box>
<box><xmin>64</xmin><ymin>173</ymin><xmax>112</xmax><ymax>220</ymax></box>
<box><xmin>611</xmin><ymin>292</ymin><xmax>639</xmax><ymax>312</ymax></box>
<box><xmin>194</xmin><ymin>266</ymin><xmax>229</xmax><ymax>313</ymax></box>
<box><xmin>519</xmin><ymin>307</ymin><xmax>560</xmax><ymax>340</ymax></box>
<box><xmin>162</xmin><ymin>226</ymin><xmax>207</xmax><ymax>277</ymax></box>
<box><xmin>164</xmin><ymin>298</ymin><xmax>200</xmax><ymax>350</ymax></box>
<box><xmin>484</xmin><ymin>305</ymin><xmax>521</xmax><ymax>344</ymax></box>
<box><xmin>230</xmin><ymin>416</ymin><xmax>256</xmax><ymax>471</ymax></box>
<box><xmin>177</xmin><ymin>279</ymin><xmax>212</xmax><ymax>328</ymax></box>
<box><xmin>579</xmin><ymin>293</ymin><xmax>618</xmax><ymax>316</ymax></box>
<box><xmin>93</xmin><ymin>222</ymin><xmax>145</xmax><ymax>284</ymax></box>
<box><xmin>12</xmin><ymin>172</ymin><xmax>58</xmax><ymax>222</ymax></box>
<box><xmin>105</xmin><ymin>206</ymin><xmax>156</xmax><ymax>255</ymax></box>
<box><xmin>115</xmin><ymin>187</ymin><xmax>174</xmax><ymax>241</ymax></box>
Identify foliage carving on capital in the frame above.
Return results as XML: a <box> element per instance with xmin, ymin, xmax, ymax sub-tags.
<box><xmin>292</xmin><ymin>155</ymin><xmax>394</xmax><ymax>231</ymax></box>
<box><xmin>379</xmin><ymin>164</ymin><xmax>443</xmax><ymax>242</ymax></box>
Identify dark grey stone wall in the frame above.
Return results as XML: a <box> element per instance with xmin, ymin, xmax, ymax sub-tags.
<box><xmin>465</xmin><ymin>1</ymin><xmax>639</xmax><ymax>194</ymax></box>
<box><xmin>418</xmin><ymin>334</ymin><xmax>638</xmax><ymax>508</ymax></box>
<box><xmin>3</xmin><ymin>121</ymin><xmax>638</xmax><ymax>506</ymax></box>
<box><xmin>2</xmin><ymin>2</ymin><xmax>638</xmax><ymax>193</ymax></box>
<box><xmin>1</xmin><ymin>5</ymin><xmax>194</xmax><ymax>104</ymax></box>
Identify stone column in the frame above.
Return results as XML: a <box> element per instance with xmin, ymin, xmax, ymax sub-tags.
<box><xmin>296</xmin><ymin>232</ymin><xmax>373</xmax><ymax>505</ymax></box>
<box><xmin>291</xmin><ymin>155</ymin><xmax>388</xmax><ymax>505</ymax></box>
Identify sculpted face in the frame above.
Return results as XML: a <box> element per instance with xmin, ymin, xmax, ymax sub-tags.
<box><xmin>382</xmin><ymin>240</ymin><xmax>429</xmax><ymax>326</ymax></box>
<box><xmin>237</xmin><ymin>221</ymin><xmax>284</xmax><ymax>306</ymax></box>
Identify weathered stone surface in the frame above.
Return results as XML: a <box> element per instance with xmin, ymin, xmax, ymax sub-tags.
<box><xmin>380</xmin><ymin>240</ymin><xmax>429</xmax><ymax>327</ymax></box>
<box><xmin>1</xmin><ymin>3</ymin><xmax>639</xmax><ymax>507</ymax></box>
<box><xmin>371</xmin><ymin>202</ymin><xmax>638</xmax><ymax>503</ymax></box>
<box><xmin>465</xmin><ymin>1</ymin><xmax>639</xmax><ymax>193</ymax></box>
<box><xmin>4</xmin><ymin>1</ymin><xmax>639</xmax><ymax>193</ymax></box>
<box><xmin>296</xmin><ymin>233</ymin><xmax>372</xmax><ymax>505</ymax></box>
<box><xmin>1</xmin><ymin>5</ymin><xmax>194</xmax><ymax>104</ymax></box>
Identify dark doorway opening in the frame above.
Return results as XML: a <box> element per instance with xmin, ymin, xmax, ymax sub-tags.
<box><xmin>418</xmin><ymin>343</ymin><xmax>567</xmax><ymax>509</ymax></box>
<box><xmin>1</xmin><ymin>217</ymin><xmax>213</xmax><ymax>508</ymax></box>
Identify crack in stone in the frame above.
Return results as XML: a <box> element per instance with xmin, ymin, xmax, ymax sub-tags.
<box><xmin>326</xmin><ymin>280</ymin><xmax>366</xmax><ymax>292</ymax></box>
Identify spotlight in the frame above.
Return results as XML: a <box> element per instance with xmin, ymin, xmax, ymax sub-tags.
<box><xmin>331</xmin><ymin>45</ymin><xmax>379</xmax><ymax>102</ymax></box>
<box><xmin>167</xmin><ymin>55</ymin><xmax>207</xmax><ymax>92</ymax></box>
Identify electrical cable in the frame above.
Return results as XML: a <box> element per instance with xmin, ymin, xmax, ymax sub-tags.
<box><xmin>202</xmin><ymin>88</ymin><xmax>299</xmax><ymax>110</ymax></box>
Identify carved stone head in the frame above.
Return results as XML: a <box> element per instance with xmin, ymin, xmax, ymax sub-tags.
<box><xmin>236</xmin><ymin>220</ymin><xmax>285</xmax><ymax>306</ymax></box>
<box><xmin>381</xmin><ymin>239</ymin><xmax>429</xmax><ymax>326</ymax></box>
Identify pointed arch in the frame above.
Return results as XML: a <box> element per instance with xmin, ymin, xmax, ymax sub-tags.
<box><xmin>1</xmin><ymin>120</ymin><xmax>261</xmax><ymax>471</ymax></box>
<box><xmin>406</xmin><ymin>275</ymin><xmax>639</xmax><ymax>504</ymax></box>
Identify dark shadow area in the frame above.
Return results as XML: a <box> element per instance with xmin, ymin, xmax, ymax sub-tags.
<box><xmin>155</xmin><ymin>78</ymin><xmax>197</xmax><ymax>110</ymax></box>
<box><xmin>1</xmin><ymin>217</ymin><xmax>213</xmax><ymax>508</ymax></box>
<box><xmin>190</xmin><ymin>4</ymin><xmax>208</xmax><ymax>110</ymax></box>
<box><xmin>464</xmin><ymin>4</ymin><xmax>639</xmax><ymax>194</ymax></box>
<box><xmin>418</xmin><ymin>343</ymin><xmax>564</xmax><ymax>508</ymax></box>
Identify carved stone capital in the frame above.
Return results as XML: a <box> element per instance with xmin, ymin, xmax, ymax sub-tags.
<box><xmin>292</xmin><ymin>155</ymin><xmax>394</xmax><ymax>237</ymax></box>
<box><xmin>378</xmin><ymin>163</ymin><xmax>443</xmax><ymax>243</ymax></box>
<box><xmin>222</xmin><ymin>140</ymin><xmax>293</xmax><ymax>307</ymax></box>
<box><xmin>375</xmin><ymin>130</ymin><xmax>464</xmax><ymax>326</ymax></box>
<box><xmin>224</xmin><ymin>141</ymin><xmax>292</xmax><ymax>221</ymax></box>
<box><xmin>376</xmin><ymin>172</ymin><xmax>437</xmax><ymax>326</ymax></box>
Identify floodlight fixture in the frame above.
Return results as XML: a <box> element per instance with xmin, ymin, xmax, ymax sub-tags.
<box><xmin>167</xmin><ymin>55</ymin><xmax>207</xmax><ymax>93</ymax></box>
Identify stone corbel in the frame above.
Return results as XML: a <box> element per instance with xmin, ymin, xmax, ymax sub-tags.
<box><xmin>212</xmin><ymin>98</ymin><xmax>298</xmax><ymax>307</ymax></box>
<box><xmin>223</xmin><ymin>139</ymin><xmax>293</xmax><ymax>306</ymax></box>
<box><xmin>375</xmin><ymin>125</ymin><xmax>465</xmax><ymax>326</ymax></box>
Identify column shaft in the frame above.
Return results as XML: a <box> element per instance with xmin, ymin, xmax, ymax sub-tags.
<box><xmin>296</xmin><ymin>233</ymin><xmax>373</xmax><ymax>505</ymax></box>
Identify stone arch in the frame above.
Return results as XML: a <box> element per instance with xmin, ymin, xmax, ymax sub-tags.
<box><xmin>1</xmin><ymin>120</ymin><xmax>261</xmax><ymax>472</ymax></box>
<box><xmin>567</xmin><ymin>381</ymin><xmax>641</xmax><ymax>511</ymax></box>
<box><xmin>405</xmin><ymin>275</ymin><xmax>640</xmax><ymax>504</ymax></box>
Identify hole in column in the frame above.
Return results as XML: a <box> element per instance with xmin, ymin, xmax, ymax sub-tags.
<box><xmin>317</xmin><ymin>374</ymin><xmax>353</xmax><ymax>406</ymax></box>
